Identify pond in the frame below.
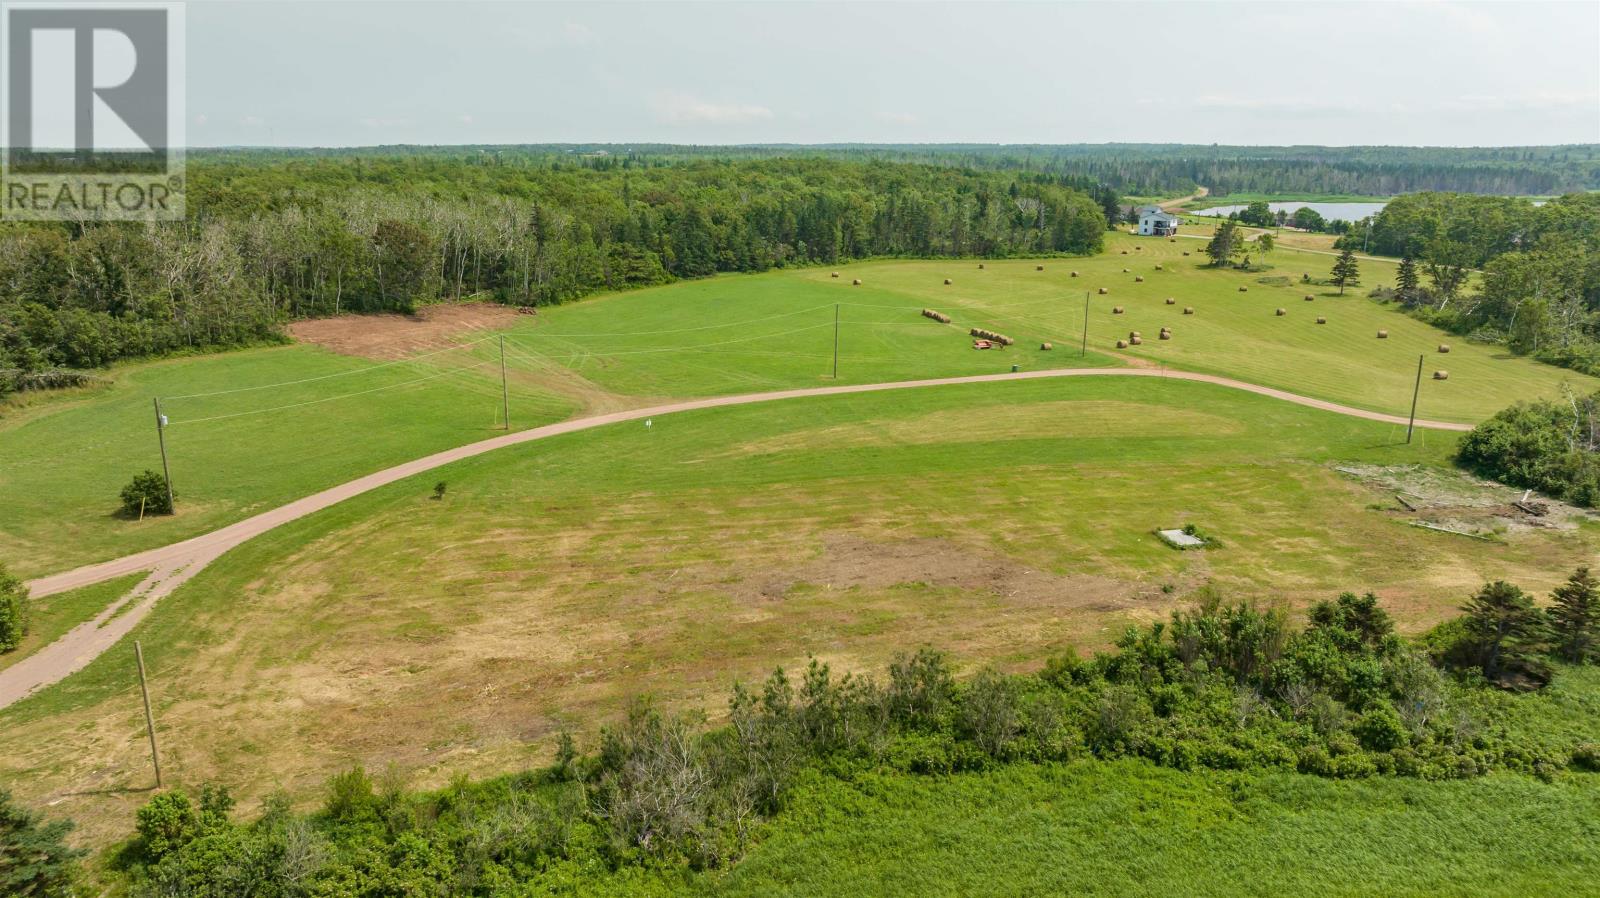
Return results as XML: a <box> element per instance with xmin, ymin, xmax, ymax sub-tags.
<box><xmin>1189</xmin><ymin>201</ymin><xmax>1388</xmax><ymax>222</ymax></box>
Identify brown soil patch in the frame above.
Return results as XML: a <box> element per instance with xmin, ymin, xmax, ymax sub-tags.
<box><xmin>289</xmin><ymin>303</ymin><xmax>521</xmax><ymax>359</ymax></box>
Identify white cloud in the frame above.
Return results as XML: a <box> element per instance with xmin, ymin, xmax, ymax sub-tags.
<box><xmin>652</xmin><ymin>92</ymin><xmax>774</xmax><ymax>125</ymax></box>
<box><xmin>459</xmin><ymin>114</ymin><xmax>475</xmax><ymax>125</ymax></box>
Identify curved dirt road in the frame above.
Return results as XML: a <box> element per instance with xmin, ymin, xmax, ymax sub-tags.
<box><xmin>1</xmin><ymin>366</ymin><xmax>1470</xmax><ymax>708</ymax></box>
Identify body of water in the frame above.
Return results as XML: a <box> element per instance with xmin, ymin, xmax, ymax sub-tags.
<box><xmin>1190</xmin><ymin>201</ymin><xmax>1388</xmax><ymax>221</ymax></box>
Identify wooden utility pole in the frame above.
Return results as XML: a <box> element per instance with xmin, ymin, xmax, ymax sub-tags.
<box><xmin>135</xmin><ymin>641</ymin><xmax>162</xmax><ymax>787</ymax></box>
<box><xmin>499</xmin><ymin>335</ymin><xmax>510</xmax><ymax>430</ymax></box>
<box><xmin>832</xmin><ymin>304</ymin><xmax>840</xmax><ymax>379</ymax></box>
<box><xmin>1406</xmin><ymin>354</ymin><xmax>1423</xmax><ymax>444</ymax></box>
<box><xmin>152</xmin><ymin>398</ymin><xmax>175</xmax><ymax>513</ymax></box>
<box><xmin>1080</xmin><ymin>291</ymin><xmax>1090</xmax><ymax>357</ymax></box>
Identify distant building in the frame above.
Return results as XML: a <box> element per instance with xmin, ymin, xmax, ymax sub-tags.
<box><xmin>1137</xmin><ymin>205</ymin><xmax>1179</xmax><ymax>237</ymax></box>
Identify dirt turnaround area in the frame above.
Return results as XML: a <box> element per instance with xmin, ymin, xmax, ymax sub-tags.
<box><xmin>289</xmin><ymin>303</ymin><xmax>521</xmax><ymax>359</ymax></box>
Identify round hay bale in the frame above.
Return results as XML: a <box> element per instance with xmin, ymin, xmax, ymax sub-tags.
<box><xmin>830</xmin><ymin>271</ymin><xmax>839</xmax><ymax>278</ymax></box>
<box><xmin>1276</xmin><ymin>308</ymin><xmax>1286</xmax><ymax>316</ymax></box>
<box><xmin>1113</xmin><ymin>306</ymin><xmax>1125</xmax><ymax>314</ymax></box>
<box><xmin>978</xmin><ymin>263</ymin><xmax>985</xmax><ymax>269</ymax></box>
<box><xmin>944</xmin><ymin>278</ymin><xmax>953</xmax><ymax>285</ymax></box>
<box><xmin>1070</xmin><ymin>270</ymin><xmax>1079</xmax><ymax>277</ymax></box>
<box><xmin>1129</xmin><ymin>330</ymin><xmax>1141</xmax><ymax>339</ymax></box>
<box><xmin>1377</xmin><ymin>330</ymin><xmax>1388</xmax><ymax>338</ymax></box>
<box><xmin>1160</xmin><ymin>331</ymin><xmax>1172</xmax><ymax>340</ymax></box>
<box><xmin>1165</xmin><ymin>297</ymin><xmax>1176</xmax><ymax>305</ymax></box>
<box><xmin>1438</xmin><ymin>344</ymin><xmax>1451</xmax><ymax>353</ymax></box>
<box><xmin>1183</xmin><ymin>307</ymin><xmax>1195</xmax><ymax>315</ymax></box>
<box><xmin>1238</xmin><ymin>286</ymin><xmax>1248</xmax><ymax>292</ymax></box>
<box><xmin>1123</xmin><ymin>268</ymin><xmax>1131</xmax><ymax>273</ymax></box>
<box><xmin>1182</xmin><ymin>251</ymin><xmax>1190</xmax><ymax>256</ymax></box>
<box><xmin>1130</xmin><ymin>336</ymin><xmax>1143</xmax><ymax>345</ymax></box>
<box><xmin>1316</xmin><ymin>316</ymin><xmax>1327</xmax><ymax>324</ymax></box>
<box><xmin>1116</xmin><ymin>339</ymin><xmax>1129</xmax><ymax>349</ymax></box>
<box><xmin>1135</xmin><ymin>275</ymin><xmax>1144</xmax><ymax>283</ymax></box>
<box><xmin>1040</xmin><ymin>342</ymin><xmax>1053</xmax><ymax>351</ymax></box>
<box><xmin>852</xmin><ymin>278</ymin><xmax>862</xmax><ymax>286</ymax></box>
<box><xmin>1434</xmin><ymin>370</ymin><xmax>1449</xmax><ymax>380</ymax></box>
<box><xmin>1098</xmin><ymin>287</ymin><xmax>1109</xmax><ymax>295</ymax></box>
<box><xmin>1120</xmin><ymin>250</ymin><xmax>1128</xmax><ymax>255</ymax></box>
<box><xmin>1036</xmin><ymin>265</ymin><xmax>1045</xmax><ymax>271</ymax></box>
<box><xmin>1154</xmin><ymin>264</ymin><xmax>1163</xmax><ymax>271</ymax></box>
<box><xmin>1304</xmin><ymin>294</ymin><xmax>1315</xmax><ymax>301</ymax></box>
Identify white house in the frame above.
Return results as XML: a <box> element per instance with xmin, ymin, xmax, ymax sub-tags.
<box><xmin>1137</xmin><ymin>205</ymin><xmax>1179</xmax><ymax>237</ymax></box>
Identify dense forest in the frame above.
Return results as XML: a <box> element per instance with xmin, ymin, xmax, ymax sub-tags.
<box><xmin>0</xmin><ymin>155</ymin><xmax>1111</xmax><ymax>393</ymax></box>
<box><xmin>1354</xmin><ymin>192</ymin><xmax>1600</xmax><ymax>373</ymax></box>
<box><xmin>4</xmin><ymin>144</ymin><xmax>1597</xmax><ymax>397</ymax></box>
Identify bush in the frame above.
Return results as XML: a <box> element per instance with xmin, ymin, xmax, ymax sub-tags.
<box><xmin>0</xmin><ymin>564</ymin><xmax>27</xmax><ymax>654</ymax></box>
<box><xmin>135</xmin><ymin>791</ymin><xmax>198</xmax><ymax>862</ymax></box>
<box><xmin>120</xmin><ymin>470</ymin><xmax>172</xmax><ymax>517</ymax></box>
<box><xmin>1456</xmin><ymin>395</ymin><xmax>1600</xmax><ymax>507</ymax></box>
<box><xmin>1572</xmin><ymin>743</ymin><xmax>1600</xmax><ymax>772</ymax></box>
<box><xmin>1354</xmin><ymin>706</ymin><xmax>1409</xmax><ymax>752</ymax></box>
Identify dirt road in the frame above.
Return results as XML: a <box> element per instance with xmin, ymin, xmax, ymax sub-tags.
<box><xmin>1</xmin><ymin>366</ymin><xmax>1471</xmax><ymax>709</ymax></box>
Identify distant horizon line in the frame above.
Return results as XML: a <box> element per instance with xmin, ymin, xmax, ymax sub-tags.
<box><xmin>174</xmin><ymin>140</ymin><xmax>1600</xmax><ymax>152</ymax></box>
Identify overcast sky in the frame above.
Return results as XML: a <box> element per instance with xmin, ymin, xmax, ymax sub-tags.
<box><xmin>186</xmin><ymin>0</ymin><xmax>1600</xmax><ymax>148</ymax></box>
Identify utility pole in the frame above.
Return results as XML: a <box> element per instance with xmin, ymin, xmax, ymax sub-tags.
<box><xmin>1080</xmin><ymin>291</ymin><xmax>1090</xmax><ymax>357</ymax></box>
<box><xmin>832</xmin><ymin>304</ymin><xmax>840</xmax><ymax>379</ymax></box>
<box><xmin>152</xmin><ymin>398</ymin><xmax>175</xmax><ymax>513</ymax></box>
<box><xmin>1406</xmin><ymin>354</ymin><xmax>1423</xmax><ymax>444</ymax></box>
<box><xmin>135</xmin><ymin>641</ymin><xmax>162</xmax><ymax>788</ymax></box>
<box><xmin>499</xmin><ymin>335</ymin><xmax>510</xmax><ymax>430</ymax></box>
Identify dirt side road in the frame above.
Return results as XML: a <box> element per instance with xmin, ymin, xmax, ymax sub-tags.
<box><xmin>1</xmin><ymin>366</ymin><xmax>1470</xmax><ymax>709</ymax></box>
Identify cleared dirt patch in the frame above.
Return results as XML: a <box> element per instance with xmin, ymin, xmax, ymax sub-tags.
<box><xmin>1335</xmin><ymin>463</ymin><xmax>1597</xmax><ymax>535</ymax></box>
<box><xmin>289</xmin><ymin>303</ymin><xmax>521</xmax><ymax>359</ymax></box>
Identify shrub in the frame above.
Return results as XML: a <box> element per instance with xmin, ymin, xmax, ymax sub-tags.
<box><xmin>1572</xmin><ymin>743</ymin><xmax>1600</xmax><ymax>772</ymax></box>
<box><xmin>324</xmin><ymin>766</ymin><xmax>378</xmax><ymax>824</ymax></box>
<box><xmin>0</xmin><ymin>564</ymin><xmax>27</xmax><ymax>654</ymax></box>
<box><xmin>120</xmin><ymin>470</ymin><xmax>172</xmax><ymax>517</ymax></box>
<box><xmin>135</xmin><ymin>791</ymin><xmax>198</xmax><ymax>862</ymax></box>
<box><xmin>1354</xmin><ymin>706</ymin><xmax>1409</xmax><ymax>752</ymax></box>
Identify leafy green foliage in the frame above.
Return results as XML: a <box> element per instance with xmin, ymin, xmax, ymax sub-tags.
<box><xmin>0</xmin><ymin>789</ymin><xmax>81</xmax><ymax>897</ymax></box>
<box><xmin>0</xmin><ymin>564</ymin><xmax>27</xmax><ymax>654</ymax></box>
<box><xmin>120</xmin><ymin>470</ymin><xmax>173</xmax><ymax>517</ymax></box>
<box><xmin>1443</xmin><ymin>581</ymin><xmax>1553</xmax><ymax>689</ymax></box>
<box><xmin>1456</xmin><ymin>393</ymin><xmax>1600</xmax><ymax>506</ymax></box>
<box><xmin>1330</xmin><ymin>248</ymin><xmax>1360</xmax><ymax>294</ymax></box>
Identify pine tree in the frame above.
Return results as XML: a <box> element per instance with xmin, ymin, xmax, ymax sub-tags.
<box><xmin>0</xmin><ymin>789</ymin><xmax>81</xmax><ymax>896</ymax></box>
<box><xmin>1461</xmin><ymin>580</ymin><xmax>1551</xmax><ymax>687</ymax></box>
<box><xmin>1395</xmin><ymin>255</ymin><xmax>1419</xmax><ymax>299</ymax></box>
<box><xmin>1549</xmin><ymin>567</ymin><xmax>1600</xmax><ymax>664</ymax></box>
<box><xmin>1205</xmin><ymin>220</ymin><xmax>1242</xmax><ymax>268</ymax></box>
<box><xmin>1330</xmin><ymin>247</ymin><xmax>1360</xmax><ymax>295</ymax></box>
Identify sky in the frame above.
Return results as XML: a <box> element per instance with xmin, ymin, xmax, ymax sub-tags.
<box><xmin>184</xmin><ymin>0</ymin><xmax>1600</xmax><ymax>148</ymax></box>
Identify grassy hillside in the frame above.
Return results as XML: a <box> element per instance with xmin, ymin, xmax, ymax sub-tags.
<box><xmin>3</xmin><ymin>233</ymin><xmax>1590</xmax><ymax>578</ymax></box>
<box><xmin>7</xmin><ymin>375</ymin><xmax>1596</xmax><ymax>848</ymax></box>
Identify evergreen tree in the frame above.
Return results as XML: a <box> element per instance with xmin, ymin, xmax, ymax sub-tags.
<box><xmin>1461</xmin><ymin>581</ymin><xmax>1551</xmax><ymax>687</ymax></box>
<box><xmin>0</xmin><ymin>789</ymin><xmax>81</xmax><ymax>896</ymax></box>
<box><xmin>1549</xmin><ymin>566</ymin><xmax>1600</xmax><ymax>664</ymax></box>
<box><xmin>1205</xmin><ymin>220</ymin><xmax>1243</xmax><ymax>267</ymax></box>
<box><xmin>1395</xmin><ymin>254</ymin><xmax>1419</xmax><ymax>299</ymax></box>
<box><xmin>1330</xmin><ymin>247</ymin><xmax>1360</xmax><ymax>295</ymax></box>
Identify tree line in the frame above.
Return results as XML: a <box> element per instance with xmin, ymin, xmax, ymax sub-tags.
<box><xmin>0</xmin><ymin>155</ymin><xmax>1111</xmax><ymax>397</ymax></box>
<box><xmin>7</xmin><ymin>578</ymin><xmax>1596</xmax><ymax>895</ymax></box>
<box><xmin>1354</xmin><ymin>192</ymin><xmax>1600</xmax><ymax>374</ymax></box>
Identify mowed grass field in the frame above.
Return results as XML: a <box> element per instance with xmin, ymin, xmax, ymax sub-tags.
<box><xmin>2</xmin><ymin>229</ymin><xmax>1589</xmax><ymax>577</ymax></box>
<box><xmin>6</xmin><ymin>375</ymin><xmax>1598</xmax><ymax>847</ymax></box>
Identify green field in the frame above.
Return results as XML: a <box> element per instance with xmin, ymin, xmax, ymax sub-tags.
<box><xmin>6</xmin><ymin>373</ymin><xmax>1597</xmax><ymax>849</ymax></box>
<box><xmin>706</xmin><ymin>762</ymin><xmax>1600</xmax><ymax>898</ymax></box>
<box><xmin>3</xmin><ymin>232</ymin><xmax>1593</xmax><ymax>579</ymax></box>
